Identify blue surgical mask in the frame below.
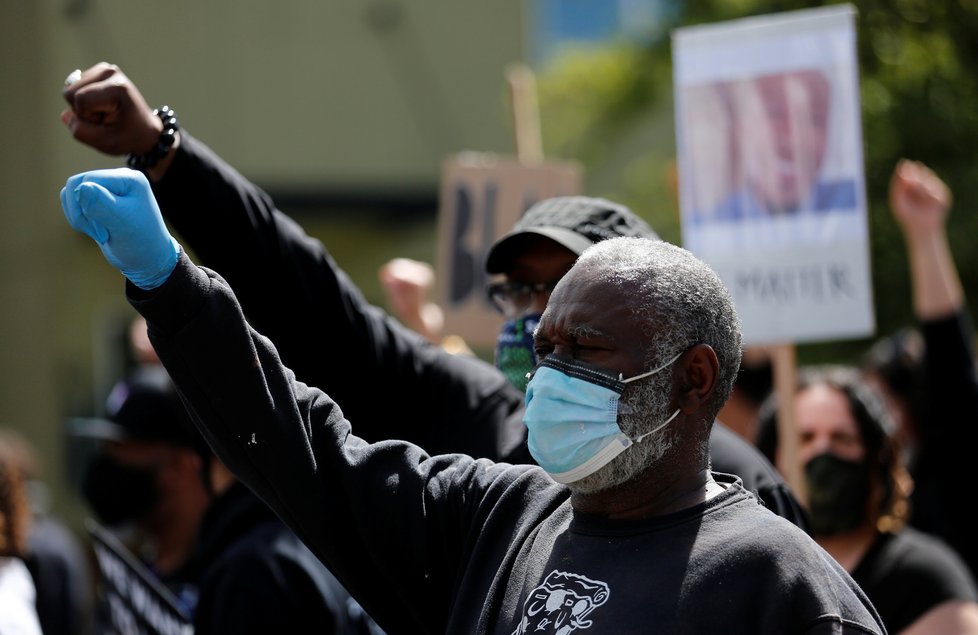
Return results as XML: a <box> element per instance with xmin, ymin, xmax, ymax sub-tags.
<box><xmin>494</xmin><ymin>314</ymin><xmax>541</xmax><ymax>393</ymax></box>
<box><xmin>523</xmin><ymin>352</ymin><xmax>682</xmax><ymax>484</ymax></box>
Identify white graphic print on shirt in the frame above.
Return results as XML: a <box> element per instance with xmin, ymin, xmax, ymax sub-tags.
<box><xmin>511</xmin><ymin>570</ymin><xmax>610</xmax><ymax>634</ymax></box>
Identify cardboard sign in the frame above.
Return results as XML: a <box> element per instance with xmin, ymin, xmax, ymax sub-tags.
<box><xmin>436</xmin><ymin>154</ymin><xmax>582</xmax><ymax>349</ymax></box>
<box><xmin>673</xmin><ymin>5</ymin><xmax>875</xmax><ymax>345</ymax></box>
<box><xmin>87</xmin><ymin>519</ymin><xmax>194</xmax><ymax>635</ymax></box>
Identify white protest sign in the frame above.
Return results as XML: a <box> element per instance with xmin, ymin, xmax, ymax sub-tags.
<box><xmin>87</xmin><ymin>519</ymin><xmax>194</xmax><ymax>635</ymax></box>
<box><xmin>673</xmin><ymin>5</ymin><xmax>874</xmax><ymax>345</ymax></box>
<box><xmin>436</xmin><ymin>154</ymin><xmax>581</xmax><ymax>349</ymax></box>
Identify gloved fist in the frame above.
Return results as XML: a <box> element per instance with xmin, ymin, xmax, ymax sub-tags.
<box><xmin>60</xmin><ymin>168</ymin><xmax>180</xmax><ymax>289</ymax></box>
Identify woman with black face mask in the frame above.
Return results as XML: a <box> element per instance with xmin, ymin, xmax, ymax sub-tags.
<box><xmin>756</xmin><ymin>365</ymin><xmax>978</xmax><ymax>635</ymax></box>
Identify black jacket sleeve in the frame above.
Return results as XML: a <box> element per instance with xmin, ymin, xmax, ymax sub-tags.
<box><xmin>150</xmin><ymin>132</ymin><xmax>528</xmax><ymax>463</ymax></box>
<box><xmin>909</xmin><ymin>310</ymin><xmax>978</xmax><ymax>580</ymax></box>
<box><xmin>128</xmin><ymin>254</ymin><xmax>539</xmax><ymax>633</ymax></box>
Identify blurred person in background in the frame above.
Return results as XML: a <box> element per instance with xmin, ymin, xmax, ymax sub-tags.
<box><xmin>60</xmin><ymin>62</ymin><xmax>809</xmax><ymax>532</ymax></box>
<box><xmin>0</xmin><ymin>436</ymin><xmax>44</xmax><ymax>635</ymax></box>
<box><xmin>860</xmin><ymin>159</ymin><xmax>978</xmax><ymax>582</ymax></box>
<box><xmin>756</xmin><ymin>364</ymin><xmax>978</xmax><ymax>635</ymax></box>
<box><xmin>0</xmin><ymin>428</ymin><xmax>94</xmax><ymax>635</ymax></box>
<box><xmin>55</xmin><ymin>167</ymin><xmax>888</xmax><ymax>633</ymax></box>
<box><xmin>73</xmin><ymin>364</ymin><xmax>211</xmax><ymax>616</ymax></box>
<box><xmin>714</xmin><ymin>346</ymin><xmax>773</xmax><ymax>443</ymax></box>
<box><xmin>74</xmin><ymin>362</ymin><xmax>383</xmax><ymax>634</ymax></box>
<box><xmin>128</xmin><ymin>315</ymin><xmax>161</xmax><ymax>366</ymax></box>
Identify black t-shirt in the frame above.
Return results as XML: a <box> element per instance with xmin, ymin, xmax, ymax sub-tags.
<box><xmin>853</xmin><ymin>528</ymin><xmax>978</xmax><ymax>633</ymax></box>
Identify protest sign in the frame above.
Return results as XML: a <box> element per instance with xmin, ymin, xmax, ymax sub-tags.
<box><xmin>87</xmin><ymin>519</ymin><xmax>193</xmax><ymax>635</ymax></box>
<box><xmin>436</xmin><ymin>154</ymin><xmax>581</xmax><ymax>349</ymax></box>
<box><xmin>673</xmin><ymin>4</ymin><xmax>874</xmax><ymax>346</ymax></box>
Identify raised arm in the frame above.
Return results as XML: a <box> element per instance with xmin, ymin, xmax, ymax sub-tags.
<box><xmin>59</xmin><ymin>168</ymin><xmax>541</xmax><ymax>633</ymax></box>
<box><xmin>61</xmin><ymin>65</ymin><xmax>527</xmax><ymax>463</ymax></box>
<box><xmin>889</xmin><ymin>159</ymin><xmax>963</xmax><ymax>320</ymax></box>
<box><xmin>889</xmin><ymin>159</ymin><xmax>978</xmax><ymax>580</ymax></box>
<box><xmin>888</xmin><ymin>159</ymin><xmax>976</xmax><ymax>397</ymax></box>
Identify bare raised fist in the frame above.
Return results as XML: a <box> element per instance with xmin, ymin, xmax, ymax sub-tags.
<box><xmin>61</xmin><ymin>62</ymin><xmax>164</xmax><ymax>159</ymax></box>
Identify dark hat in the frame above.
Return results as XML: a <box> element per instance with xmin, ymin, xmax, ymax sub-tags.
<box><xmin>69</xmin><ymin>366</ymin><xmax>201</xmax><ymax>449</ymax></box>
<box><xmin>484</xmin><ymin>196</ymin><xmax>660</xmax><ymax>274</ymax></box>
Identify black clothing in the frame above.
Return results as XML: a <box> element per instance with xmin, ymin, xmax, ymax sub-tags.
<box><xmin>151</xmin><ymin>132</ymin><xmax>809</xmax><ymax>532</ymax></box>
<box><xmin>25</xmin><ymin>515</ymin><xmax>95</xmax><ymax>635</ymax></box>
<box><xmin>853</xmin><ymin>528</ymin><xmax>978</xmax><ymax>633</ymax></box>
<box><xmin>709</xmin><ymin>419</ymin><xmax>808</xmax><ymax>527</ymax></box>
<box><xmin>174</xmin><ymin>481</ymin><xmax>380</xmax><ymax>635</ymax></box>
<box><xmin>128</xmin><ymin>255</ymin><xmax>885</xmax><ymax>634</ymax></box>
<box><xmin>906</xmin><ymin>311</ymin><xmax>978</xmax><ymax>580</ymax></box>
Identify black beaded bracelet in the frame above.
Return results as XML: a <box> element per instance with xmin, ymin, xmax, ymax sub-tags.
<box><xmin>126</xmin><ymin>105</ymin><xmax>179</xmax><ymax>172</ymax></box>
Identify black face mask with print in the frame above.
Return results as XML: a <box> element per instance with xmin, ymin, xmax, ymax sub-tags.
<box><xmin>804</xmin><ymin>452</ymin><xmax>872</xmax><ymax>536</ymax></box>
<box><xmin>81</xmin><ymin>453</ymin><xmax>161</xmax><ymax>528</ymax></box>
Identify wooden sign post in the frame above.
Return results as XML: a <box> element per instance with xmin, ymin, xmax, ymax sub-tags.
<box><xmin>435</xmin><ymin>64</ymin><xmax>582</xmax><ymax>350</ymax></box>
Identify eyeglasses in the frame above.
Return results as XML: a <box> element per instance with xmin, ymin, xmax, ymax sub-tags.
<box><xmin>486</xmin><ymin>280</ymin><xmax>560</xmax><ymax>318</ymax></box>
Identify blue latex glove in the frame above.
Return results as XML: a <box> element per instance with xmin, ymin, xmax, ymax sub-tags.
<box><xmin>61</xmin><ymin>168</ymin><xmax>181</xmax><ymax>290</ymax></box>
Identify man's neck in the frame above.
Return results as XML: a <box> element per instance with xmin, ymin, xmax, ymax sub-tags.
<box><xmin>571</xmin><ymin>468</ymin><xmax>722</xmax><ymax>520</ymax></box>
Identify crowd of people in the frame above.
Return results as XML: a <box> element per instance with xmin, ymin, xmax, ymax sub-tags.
<box><xmin>72</xmin><ymin>321</ymin><xmax>384</xmax><ymax>633</ymax></box>
<box><xmin>24</xmin><ymin>57</ymin><xmax>975</xmax><ymax>634</ymax></box>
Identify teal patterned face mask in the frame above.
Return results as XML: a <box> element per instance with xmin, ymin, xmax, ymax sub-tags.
<box><xmin>494</xmin><ymin>314</ymin><xmax>542</xmax><ymax>393</ymax></box>
<box><xmin>523</xmin><ymin>353</ymin><xmax>682</xmax><ymax>484</ymax></box>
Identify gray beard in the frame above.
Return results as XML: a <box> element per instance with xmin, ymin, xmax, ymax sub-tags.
<box><xmin>567</xmin><ymin>373</ymin><xmax>675</xmax><ymax>496</ymax></box>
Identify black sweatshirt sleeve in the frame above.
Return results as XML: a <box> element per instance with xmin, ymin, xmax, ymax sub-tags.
<box><xmin>150</xmin><ymin>132</ymin><xmax>528</xmax><ymax>463</ymax></box>
<box><xmin>127</xmin><ymin>253</ymin><xmax>535</xmax><ymax>633</ymax></box>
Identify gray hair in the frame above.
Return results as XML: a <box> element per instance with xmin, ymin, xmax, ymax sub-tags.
<box><xmin>575</xmin><ymin>237</ymin><xmax>742</xmax><ymax>418</ymax></box>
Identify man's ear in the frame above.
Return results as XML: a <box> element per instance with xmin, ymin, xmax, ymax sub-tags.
<box><xmin>676</xmin><ymin>344</ymin><xmax>719</xmax><ymax>412</ymax></box>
